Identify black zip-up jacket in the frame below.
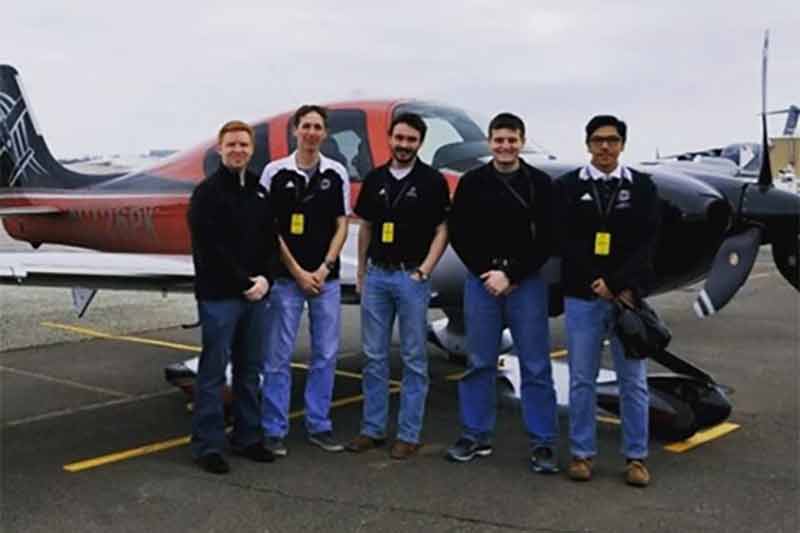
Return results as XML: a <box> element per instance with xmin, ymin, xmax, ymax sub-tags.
<box><xmin>553</xmin><ymin>167</ymin><xmax>661</xmax><ymax>299</ymax></box>
<box><xmin>188</xmin><ymin>165</ymin><xmax>277</xmax><ymax>300</ymax></box>
<box><xmin>449</xmin><ymin>160</ymin><xmax>553</xmax><ymax>284</ymax></box>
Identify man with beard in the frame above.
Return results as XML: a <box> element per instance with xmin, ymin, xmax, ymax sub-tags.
<box><xmin>259</xmin><ymin>105</ymin><xmax>350</xmax><ymax>455</ymax></box>
<box><xmin>446</xmin><ymin>113</ymin><xmax>559</xmax><ymax>474</ymax></box>
<box><xmin>346</xmin><ymin>112</ymin><xmax>450</xmax><ymax>460</ymax></box>
<box><xmin>188</xmin><ymin>120</ymin><xmax>277</xmax><ymax>474</ymax></box>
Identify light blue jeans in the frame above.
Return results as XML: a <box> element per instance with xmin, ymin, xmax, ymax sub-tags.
<box><xmin>459</xmin><ymin>273</ymin><xmax>558</xmax><ymax>448</ymax></box>
<box><xmin>261</xmin><ymin>278</ymin><xmax>341</xmax><ymax>437</ymax></box>
<box><xmin>192</xmin><ymin>298</ymin><xmax>268</xmax><ymax>458</ymax></box>
<box><xmin>565</xmin><ymin>296</ymin><xmax>649</xmax><ymax>460</ymax></box>
<box><xmin>360</xmin><ymin>266</ymin><xmax>432</xmax><ymax>444</ymax></box>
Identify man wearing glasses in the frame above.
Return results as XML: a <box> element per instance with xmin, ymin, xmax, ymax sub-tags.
<box><xmin>553</xmin><ymin>115</ymin><xmax>661</xmax><ymax>487</ymax></box>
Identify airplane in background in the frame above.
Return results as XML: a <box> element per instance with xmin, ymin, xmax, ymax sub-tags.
<box><xmin>1</xmin><ymin>57</ymin><xmax>798</xmax><ymax>442</ymax></box>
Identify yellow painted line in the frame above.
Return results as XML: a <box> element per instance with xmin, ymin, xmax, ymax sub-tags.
<box><xmin>64</xmin><ymin>386</ymin><xmax>402</xmax><ymax>473</ymax></box>
<box><xmin>0</xmin><ymin>365</ymin><xmax>131</xmax><ymax>399</ymax></box>
<box><xmin>42</xmin><ymin>321</ymin><xmax>398</xmax><ymax>385</ymax></box>
<box><xmin>663</xmin><ymin>422</ymin><xmax>740</xmax><ymax>453</ymax></box>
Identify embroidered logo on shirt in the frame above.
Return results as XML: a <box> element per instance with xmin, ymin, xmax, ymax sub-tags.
<box><xmin>406</xmin><ymin>186</ymin><xmax>418</xmax><ymax>199</ymax></box>
<box><xmin>257</xmin><ymin>192</ymin><xmax>265</xmax><ymax>199</ymax></box>
<box><xmin>580</xmin><ymin>192</ymin><xmax>593</xmax><ymax>201</ymax></box>
<box><xmin>285</xmin><ymin>181</ymin><xmax>295</xmax><ymax>189</ymax></box>
<box><xmin>618</xmin><ymin>190</ymin><xmax>631</xmax><ymax>202</ymax></box>
<box><xmin>320</xmin><ymin>178</ymin><xmax>331</xmax><ymax>190</ymax></box>
<box><xmin>378</xmin><ymin>188</ymin><xmax>387</xmax><ymax>196</ymax></box>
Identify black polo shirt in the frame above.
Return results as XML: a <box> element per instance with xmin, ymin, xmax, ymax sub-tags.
<box><xmin>553</xmin><ymin>165</ymin><xmax>661</xmax><ymax>299</ymax></box>
<box><xmin>261</xmin><ymin>154</ymin><xmax>348</xmax><ymax>280</ymax></box>
<box><xmin>355</xmin><ymin>159</ymin><xmax>450</xmax><ymax>265</ymax></box>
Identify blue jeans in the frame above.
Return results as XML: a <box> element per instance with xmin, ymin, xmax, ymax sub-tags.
<box><xmin>261</xmin><ymin>278</ymin><xmax>341</xmax><ymax>437</ymax></box>
<box><xmin>459</xmin><ymin>273</ymin><xmax>558</xmax><ymax>448</ymax></box>
<box><xmin>360</xmin><ymin>266</ymin><xmax>432</xmax><ymax>444</ymax></box>
<box><xmin>565</xmin><ymin>296</ymin><xmax>649</xmax><ymax>460</ymax></box>
<box><xmin>191</xmin><ymin>298</ymin><xmax>268</xmax><ymax>458</ymax></box>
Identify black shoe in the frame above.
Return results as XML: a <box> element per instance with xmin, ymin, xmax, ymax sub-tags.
<box><xmin>308</xmin><ymin>431</ymin><xmax>345</xmax><ymax>452</ymax></box>
<box><xmin>530</xmin><ymin>445</ymin><xmax>560</xmax><ymax>474</ymax></box>
<box><xmin>232</xmin><ymin>442</ymin><xmax>275</xmax><ymax>463</ymax></box>
<box><xmin>445</xmin><ymin>437</ymin><xmax>493</xmax><ymax>463</ymax></box>
<box><xmin>195</xmin><ymin>452</ymin><xmax>230</xmax><ymax>474</ymax></box>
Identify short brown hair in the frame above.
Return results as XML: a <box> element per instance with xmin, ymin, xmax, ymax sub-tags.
<box><xmin>218</xmin><ymin>120</ymin><xmax>254</xmax><ymax>144</ymax></box>
<box><xmin>292</xmin><ymin>105</ymin><xmax>328</xmax><ymax>128</ymax></box>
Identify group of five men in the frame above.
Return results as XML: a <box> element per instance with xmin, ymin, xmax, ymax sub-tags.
<box><xmin>187</xmin><ymin>105</ymin><xmax>660</xmax><ymax>488</ymax></box>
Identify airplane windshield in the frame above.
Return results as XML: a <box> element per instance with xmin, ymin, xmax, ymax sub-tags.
<box><xmin>393</xmin><ymin>102</ymin><xmax>551</xmax><ymax>171</ymax></box>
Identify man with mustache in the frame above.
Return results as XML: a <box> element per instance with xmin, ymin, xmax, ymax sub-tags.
<box><xmin>347</xmin><ymin>112</ymin><xmax>450</xmax><ymax>460</ymax></box>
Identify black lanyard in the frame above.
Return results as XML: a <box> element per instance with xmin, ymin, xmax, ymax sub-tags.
<box><xmin>383</xmin><ymin>176</ymin><xmax>415</xmax><ymax>210</ymax></box>
<box><xmin>589</xmin><ymin>177</ymin><xmax>624</xmax><ymax>219</ymax></box>
<box><xmin>494</xmin><ymin>167</ymin><xmax>535</xmax><ymax>211</ymax></box>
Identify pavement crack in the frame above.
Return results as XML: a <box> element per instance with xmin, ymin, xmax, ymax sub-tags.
<box><xmin>187</xmin><ymin>473</ymin><xmax>583</xmax><ymax>532</ymax></box>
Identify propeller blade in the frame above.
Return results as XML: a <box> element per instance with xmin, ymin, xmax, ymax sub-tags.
<box><xmin>758</xmin><ymin>30</ymin><xmax>774</xmax><ymax>187</ymax></box>
<box><xmin>771</xmin><ymin>234</ymin><xmax>799</xmax><ymax>290</ymax></box>
<box><xmin>694</xmin><ymin>227</ymin><xmax>762</xmax><ymax>318</ymax></box>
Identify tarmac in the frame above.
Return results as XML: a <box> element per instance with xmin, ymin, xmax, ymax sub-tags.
<box><xmin>0</xmin><ymin>237</ymin><xmax>798</xmax><ymax>532</ymax></box>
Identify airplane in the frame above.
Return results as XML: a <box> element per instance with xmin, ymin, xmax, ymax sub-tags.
<box><xmin>1</xmin><ymin>60</ymin><xmax>798</xmax><ymax>443</ymax></box>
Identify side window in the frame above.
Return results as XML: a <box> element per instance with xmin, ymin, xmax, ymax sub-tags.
<box><xmin>287</xmin><ymin>109</ymin><xmax>371</xmax><ymax>182</ymax></box>
<box><xmin>204</xmin><ymin>124</ymin><xmax>269</xmax><ymax>178</ymax></box>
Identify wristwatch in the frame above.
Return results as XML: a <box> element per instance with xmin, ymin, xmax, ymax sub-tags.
<box><xmin>324</xmin><ymin>259</ymin><xmax>336</xmax><ymax>271</ymax></box>
<box><xmin>414</xmin><ymin>268</ymin><xmax>430</xmax><ymax>281</ymax></box>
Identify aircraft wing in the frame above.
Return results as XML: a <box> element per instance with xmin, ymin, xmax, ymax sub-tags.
<box><xmin>0</xmin><ymin>252</ymin><xmax>195</xmax><ymax>292</ymax></box>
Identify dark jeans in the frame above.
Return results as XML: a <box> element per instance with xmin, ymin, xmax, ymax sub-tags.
<box><xmin>191</xmin><ymin>297</ymin><xmax>268</xmax><ymax>458</ymax></box>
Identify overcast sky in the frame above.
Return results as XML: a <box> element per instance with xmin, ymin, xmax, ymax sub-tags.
<box><xmin>2</xmin><ymin>1</ymin><xmax>797</xmax><ymax>163</ymax></box>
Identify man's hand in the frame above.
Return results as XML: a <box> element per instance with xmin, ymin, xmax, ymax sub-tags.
<box><xmin>355</xmin><ymin>269</ymin><xmax>365</xmax><ymax>294</ymax></box>
<box><xmin>243</xmin><ymin>276</ymin><xmax>270</xmax><ymax>301</ymax></box>
<box><xmin>591</xmin><ymin>278</ymin><xmax>614</xmax><ymax>300</ymax></box>
<box><xmin>617</xmin><ymin>288</ymin><xmax>635</xmax><ymax>308</ymax></box>
<box><xmin>311</xmin><ymin>263</ymin><xmax>331</xmax><ymax>286</ymax></box>
<box><xmin>480</xmin><ymin>270</ymin><xmax>510</xmax><ymax>297</ymax></box>
<box><xmin>294</xmin><ymin>269</ymin><xmax>321</xmax><ymax>296</ymax></box>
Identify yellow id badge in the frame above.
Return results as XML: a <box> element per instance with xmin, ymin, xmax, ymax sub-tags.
<box><xmin>594</xmin><ymin>232</ymin><xmax>611</xmax><ymax>256</ymax></box>
<box><xmin>290</xmin><ymin>213</ymin><xmax>305</xmax><ymax>235</ymax></box>
<box><xmin>381</xmin><ymin>222</ymin><xmax>395</xmax><ymax>243</ymax></box>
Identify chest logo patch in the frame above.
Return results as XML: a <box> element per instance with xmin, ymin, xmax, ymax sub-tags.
<box><xmin>285</xmin><ymin>181</ymin><xmax>295</xmax><ymax>189</ymax></box>
<box><xmin>406</xmin><ymin>186</ymin><xmax>418</xmax><ymax>199</ymax></box>
<box><xmin>618</xmin><ymin>189</ymin><xmax>631</xmax><ymax>202</ymax></box>
<box><xmin>580</xmin><ymin>192</ymin><xmax>593</xmax><ymax>201</ymax></box>
<box><xmin>320</xmin><ymin>178</ymin><xmax>331</xmax><ymax>190</ymax></box>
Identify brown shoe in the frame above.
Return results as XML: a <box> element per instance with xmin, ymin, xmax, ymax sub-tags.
<box><xmin>567</xmin><ymin>457</ymin><xmax>593</xmax><ymax>481</ymax></box>
<box><xmin>625</xmin><ymin>460</ymin><xmax>650</xmax><ymax>487</ymax></box>
<box><xmin>345</xmin><ymin>434</ymin><xmax>386</xmax><ymax>453</ymax></box>
<box><xmin>390</xmin><ymin>440</ymin><xmax>421</xmax><ymax>460</ymax></box>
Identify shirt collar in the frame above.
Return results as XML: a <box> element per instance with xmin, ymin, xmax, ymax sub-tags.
<box><xmin>286</xmin><ymin>150</ymin><xmax>338</xmax><ymax>179</ymax></box>
<box><xmin>579</xmin><ymin>164</ymin><xmax>633</xmax><ymax>182</ymax></box>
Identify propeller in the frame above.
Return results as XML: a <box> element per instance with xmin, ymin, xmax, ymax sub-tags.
<box><xmin>758</xmin><ymin>30</ymin><xmax>774</xmax><ymax>188</ymax></box>
<box><xmin>694</xmin><ymin>227</ymin><xmax>762</xmax><ymax>318</ymax></box>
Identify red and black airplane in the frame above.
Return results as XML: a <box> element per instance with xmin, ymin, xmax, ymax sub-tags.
<box><xmin>1</xmin><ymin>64</ymin><xmax>798</xmax><ymax>441</ymax></box>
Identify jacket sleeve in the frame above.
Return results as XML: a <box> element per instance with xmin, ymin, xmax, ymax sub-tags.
<box><xmin>448</xmin><ymin>174</ymin><xmax>486</xmax><ymax>277</ymax></box>
<box><xmin>188</xmin><ymin>183</ymin><xmax>254</xmax><ymax>293</ymax></box>
<box><xmin>606</xmin><ymin>178</ymin><xmax>662</xmax><ymax>296</ymax></box>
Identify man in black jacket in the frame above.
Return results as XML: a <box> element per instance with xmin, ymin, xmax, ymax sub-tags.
<box><xmin>554</xmin><ymin>115</ymin><xmax>661</xmax><ymax>487</ymax></box>
<box><xmin>187</xmin><ymin>120</ymin><xmax>277</xmax><ymax>473</ymax></box>
<box><xmin>446</xmin><ymin>113</ymin><xmax>559</xmax><ymax>473</ymax></box>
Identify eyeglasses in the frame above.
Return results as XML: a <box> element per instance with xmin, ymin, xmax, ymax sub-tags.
<box><xmin>589</xmin><ymin>136</ymin><xmax>623</xmax><ymax>147</ymax></box>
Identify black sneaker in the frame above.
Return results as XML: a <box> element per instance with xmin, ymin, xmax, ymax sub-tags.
<box><xmin>264</xmin><ymin>436</ymin><xmax>288</xmax><ymax>457</ymax></box>
<box><xmin>232</xmin><ymin>442</ymin><xmax>275</xmax><ymax>463</ymax></box>
<box><xmin>530</xmin><ymin>445</ymin><xmax>559</xmax><ymax>474</ymax></box>
<box><xmin>195</xmin><ymin>452</ymin><xmax>230</xmax><ymax>474</ymax></box>
<box><xmin>445</xmin><ymin>437</ymin><xmax>493</xmax><ymax>463</ymax></box>
<box><xmin>308</xmin><ymin>431</ymin><xmax>345</xmax><ymax>452</ymax></box>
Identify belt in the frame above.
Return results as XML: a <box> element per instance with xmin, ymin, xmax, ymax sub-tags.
<box><xmin>370</xmin><ymin>259</ymin><xmax>420</xmax><ymax>272</ymax></box>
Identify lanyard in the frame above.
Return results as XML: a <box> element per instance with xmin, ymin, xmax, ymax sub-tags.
<box><xmin>589</xmin><ymin>178</ymin><xmax>624</xmax><ymax>219</ymax></box>
<box><xmin>494</xmin><ymin>167</ymin><xmax>535</xmax><ymax>211</ymax></box>
<box><xmin>383</xmin><ymin>176</ymin><xmax>415</xmax><ymax>210</ymax></box>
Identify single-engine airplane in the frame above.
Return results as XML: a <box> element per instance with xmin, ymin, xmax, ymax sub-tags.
<box><xmin>1</xmin><ymin>59</ymin><xmax>798</xmax><ymax>442</ymax></box>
